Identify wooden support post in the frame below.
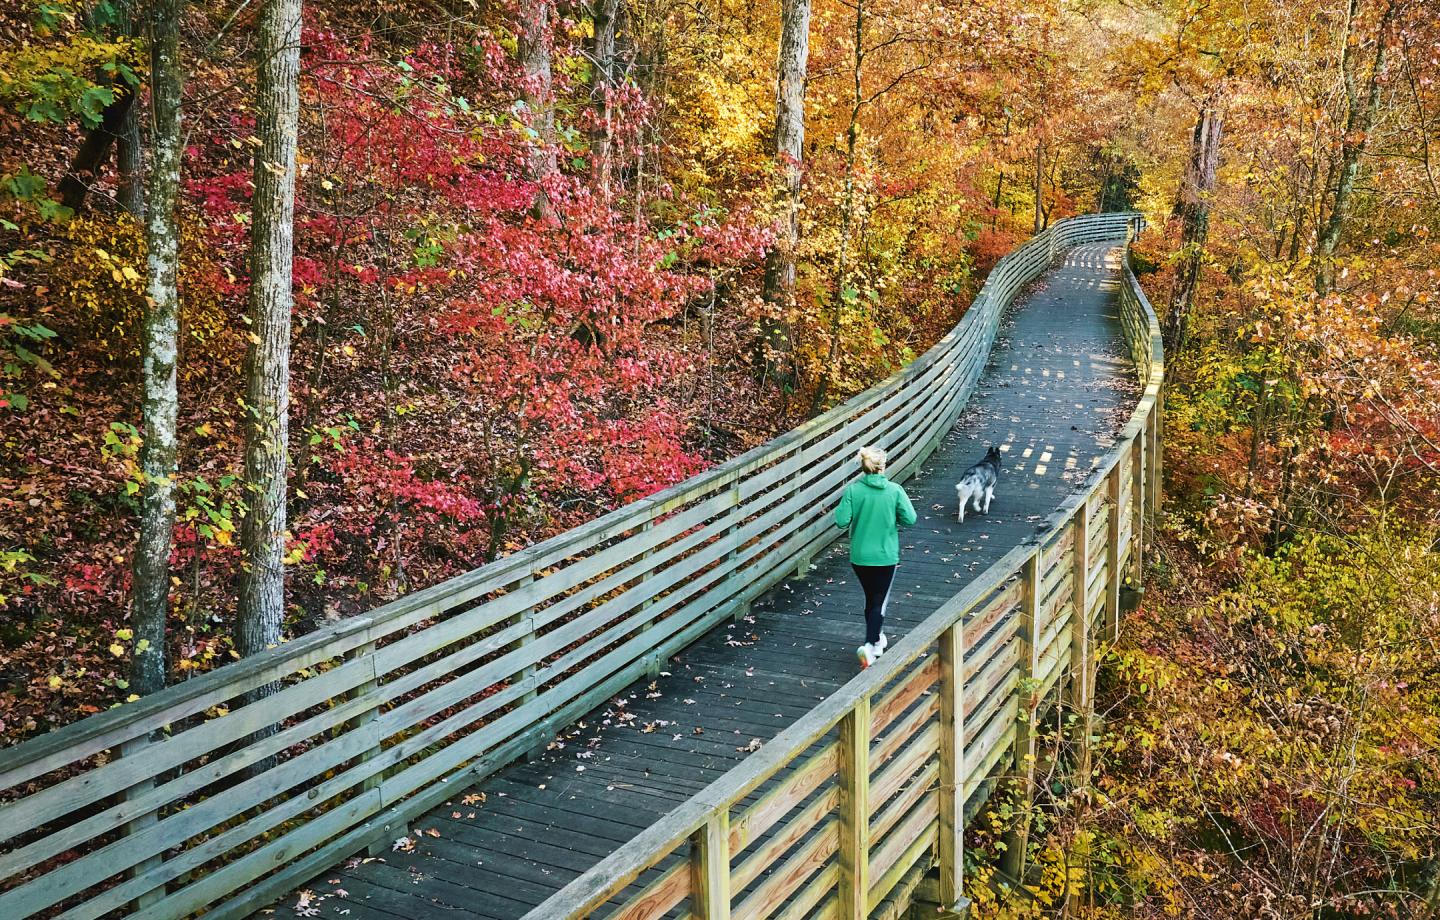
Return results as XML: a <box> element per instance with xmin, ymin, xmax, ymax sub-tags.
<box><xmin>1147</xmin><ymin>396</ymin><xmax>1162</xmax><ymax>520</ymax></box>
<box><xmin>340</xmin><ymin>640</ymin><xmax>385</xmax><ymax>857</ymax></box>
<box><xmin>839</xmin><ymin>695</ymin><xmax>872</xmax><ymax>920</ymax></box>
<box><xmin>507</xmin><ymin>572</ymin><xmax>546</xmax><ymax>761</ymax></box>
<box><xmin>1130</xmin><ymin>437</ymin><xmax>1145</xmax><ymax>585</ymax></box>
<box><xmin>1104</xmin><ymin>464</ymin><xmax>1122</xmax><ymax>641</ymax></box>
<box><xmin>637</xmin><ymin>521</ymin><xmax>664</xmax><ymax>674</ymax></box>
<box><xmin>1068</xmin><ymin>508</ymin><xmax>1094</xmax><ymax>781</ymax></box>
<box><xmin>691</xmin><ymin>811</ymin><xmax>731</xmax><ymax>920</ymax></box>
<box><xmin>726</xmin><ymin>485</ymin><xmax>750</xmax><ymax>623</ymax></box>
<box><xmin>999</xmin><ymin>552</ymin><xmax>1041</xmax><ymax>884</ymax></box>
<box><xmin>121</xmin><ymin>733</ymin><xmax>165</xmax><ymax>911</ymax></box>
<box><xmin>938</xmin><ymin>622</ymin><xmax>967</xmax><ymax>912</ymax></box>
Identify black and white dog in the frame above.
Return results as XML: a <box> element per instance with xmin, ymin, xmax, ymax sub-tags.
<box><xmin>955</xmin><ymin>445</ymin><xmax>1002</xmax><ymax>523</ymax></box>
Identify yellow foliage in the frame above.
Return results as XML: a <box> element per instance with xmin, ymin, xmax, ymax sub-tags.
<box><xmin>58</xmin><ymin>215</ymin><xmax>230</xmax><ymax>363</ymax></box>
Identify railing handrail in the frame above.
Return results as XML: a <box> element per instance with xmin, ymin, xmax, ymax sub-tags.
<box><xmin>0</xmin><ymin>213</ymin><xmax>1137</xmax><ymax>776</ymax></box>
<box><xmin>0</xmin><ymin>211</ymin><xmax>1150</xmax><ymax>920</ymax></box>
<box><xmin>523</xmin><ymin>215</ymin><xmax>1162</xmax><ymax>919</ymax></box>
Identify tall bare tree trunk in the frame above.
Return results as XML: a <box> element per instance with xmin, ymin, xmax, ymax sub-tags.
<box><xmin>590</xmin><ymin>0</ymin><xmax>621</xmax><ymax>196</ymax></box>
<box><xmin>116</xmin><ymin>0</ymin><xmax>145</xmax><ymax>217</ymax></box>
<box><xmin>1164</xmin><ymin>99</ymin><xmax>1223</xmax><ymax>357</ymax></box>
<box><xmin>57</xmin><ymin>1</ymin><xmax>145</xmax><ymax>216</ymax></box>
<box><xmin>1032</xmin><ymin>139</ymin><xmax>1045</xmax><ymax>233</ymax></box>
<box><xmin>1314</xmin><ymin>0</ymin><xmax>1395</xmax><ymax>294</ymax></box>
<box><xmin>759</xmin><ymin>0</ymin><xmax>812</xmax><ymax>388</ymax></box>
<box><xmin>131</xmin><ymin>0</ymin><xmax>184</xmax><ymax>698</ymax></box>
<box><xmin>519</xmin><ymin>0</ymin><xmax>557</xmax><ymax>212</ymax></box>
<box><xmin>811</xmin><ymin>0</ymin><xmax>862</xmax><ymax>415</ymax></box>
<box><xmin>238</xmin><ymin>0</ymin><xmax>303</xmax><ymax>675</ymax></box>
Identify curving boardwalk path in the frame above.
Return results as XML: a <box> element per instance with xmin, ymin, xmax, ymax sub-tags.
<box><xmin>277</xmin><ymin>242</ymin><xmax>1138</xmax><ymax>919</ymax></box>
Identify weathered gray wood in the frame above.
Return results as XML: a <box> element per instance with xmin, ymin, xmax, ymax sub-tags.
<box><xmin>937</xmin><ymin>622</ymin><xmax>963</xmax><ymax>912</ymax></box>
<box><xmin>691</xmin><ymin>812</ymin><xmax>730</xmax><ymax>920</ymax></box>
<box><xmin>0</xmin><ymin>213</ymin><xmax>1162</xmax><ymax>920</ymax></box>
<box><xmin>999</xmin><ymin>552</ymin><xmax>1042</xmax><ymax>881</ymax></box>
<box><xmin>837</xmin><ymin>696</ymin><xmax>871</xmax><ymax>920</ymax></box>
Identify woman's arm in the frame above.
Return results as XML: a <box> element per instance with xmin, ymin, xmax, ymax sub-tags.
<box><xmin>834</xmin><ymin>486</ymin><xmax>854</xmax><ymax>528</ymax></box>
<box><xmin>896</xmin><ymin>486</ymin><xmax>918</xmax><ymax>526</ymax></box>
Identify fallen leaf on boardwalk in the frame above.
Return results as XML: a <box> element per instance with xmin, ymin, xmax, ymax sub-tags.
<box><xmin>334</xmin><ymin>890</ymin><xmax>349</xmax><ymax>899</ymax></box>
<box><xmin>672</xmin><ymin>734</ymin><xmax>683</xmax><ymax>741</ymax></box>
<box><xmin>426</xmin><ymin>828</ymin><xmax>441</xmax><ymax>838</ymax></box>
<box><xmin>451</xmin><ymin>811</ymin><xmax>461</xmax><ymax>819</ymax></box>
<box><xmin>693</xmin><ymin>726</ymin><xmax>705</xmax><ymax>735</ymax></box>
<box><xmin>737</xmin><ymin>738</ymin><xmax>763</xmax><ymax>753</ymax></box>
<box><xmin>462</xmin><ymin>793</ymin><xmax>485</xmax><ymax>805</ymax></box>
<box><xmin>642</xmin><ymin>722</ymin><xmax>656</xmax><ymax>733</ymax></box>
<box><xmin>392</xmin><ymin>836</ymin><xmax>415</xmax><ymax>852</ymax></box>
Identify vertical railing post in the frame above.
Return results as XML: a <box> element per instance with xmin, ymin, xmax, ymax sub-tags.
<box><xmin>1104</xmin><ymin>463</ymin><xmax>1122</xmax><ymax>640</ymax></box>
<box><xmin>1130</xmin><ymin>436</ymin><xmax>1145</xmax><ymax>585</ymax></box>
<box><xmin>340</xmin><ymin>639</ymin><xmax>385</xmax><ymax>856</ymax></box>
<box><xmin>506</xmin><ymin>571</ymin><xmax>546</xmax><ymax>760</ymax></box>
<box><xmin>121</xmin><ymin>733</ymin><xmax>164</xmax><ymax>910</ymax></box>
<box><xmin>637</xmin><ymin>520</ymin><xmax>664</xmax><ymax>676</ymax></box>
<box><xmin>938</xmin><ymin>622</ymin><xmax>969</xmax><ymax>913</ymax></box>
<box><xmin>727</xmin><ymin>480</ymin><xmax>751</xmax><ymax>622</ymax></box>
<box><xmin>839</xmin><ymin>695</ymin><xmax>872</xmax><ymax>919</ymax></box>
<box><xmin>692</xmin><ymin>811</ymin><xmax>731</xmax><ymax>920</ymax></box>
<box><xmin>1147</xmin><ymin>395</ymin><xmax>1163</xmax><ymax>519</ymax></box>
<box><xmin>999</xmin><ymin>551</ymin><xmax>1041</xmax><ymax>883</ymax></box>
<box><xmin>1069</xmin><ymin>504</ymin><xmax>1095</xmax><ymax>781</ymax></box>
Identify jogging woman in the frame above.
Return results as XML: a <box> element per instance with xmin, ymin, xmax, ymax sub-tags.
<box><xmin>834</xmin><ymin>446</ymin><xmax>917</xmax><ymax>667</ymax></box>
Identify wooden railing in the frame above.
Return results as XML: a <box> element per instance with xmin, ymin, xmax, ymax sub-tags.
<box><xmin>520</xmin><ymin>222</ymin><xmax>1163</xmax><ymax>920</ymax></box>
<box><xmin>0</xmin><ymin>212</ymin><xmax>1149</xmax><ymax>920</ymax></box>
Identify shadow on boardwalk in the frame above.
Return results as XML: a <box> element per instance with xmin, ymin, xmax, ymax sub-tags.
<box><xmin>273</xmin><ymin>242</ymin><xmax>1138</xmax><ymax>920</ymax></box>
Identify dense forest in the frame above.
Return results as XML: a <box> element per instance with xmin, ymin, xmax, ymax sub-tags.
<box><xmin>1</xmin><ymin>0</ymin><xmax>1438</xmax><ymax>916</ymax></box>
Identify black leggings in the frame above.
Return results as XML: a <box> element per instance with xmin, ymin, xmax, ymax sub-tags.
<box><xmin>851</xmin><ymin>564</ymin><xmax>895</xmax><ymax>646</ymax></box>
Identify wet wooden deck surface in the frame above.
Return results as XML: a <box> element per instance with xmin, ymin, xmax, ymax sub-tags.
<box><xmin>267</xmin><ymin>242</ymin><xmax>1137</xmax><ymax>920</ymax></box>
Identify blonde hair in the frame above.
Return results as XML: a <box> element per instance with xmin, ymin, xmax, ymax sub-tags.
<box><xmin>857</xmin><ymin>446</ymin><xmax>887</xmax><ymax>474</ymax></box>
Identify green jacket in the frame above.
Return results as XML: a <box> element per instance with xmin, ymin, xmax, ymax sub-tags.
<box><xmin>834</xmin><ymin>473</ymin><xmax>918</xmax><ymax>566</ymax></box>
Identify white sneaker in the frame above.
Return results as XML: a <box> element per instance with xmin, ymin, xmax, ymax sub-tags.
<box><xmin>875</xmin><ymin>633</ymin><xmax>888</xmax><ymax>653</ymax></box>
<box><xmin>856</xmin><ymin>644</ymin><xmax>878</xmax><ymax>668</ymax></box>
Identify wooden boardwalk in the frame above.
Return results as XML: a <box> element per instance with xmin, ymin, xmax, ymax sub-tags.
<box><xmin>267</xmin><ymin>242</ymin><xmax>1137</xmax><ymax>920</ymax></box>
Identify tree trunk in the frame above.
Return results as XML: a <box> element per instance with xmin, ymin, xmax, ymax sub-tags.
<box><xmin>1314</xmin><ymin>0</ymin><xmax>1395</xmax><ymax>294</ymax></box>
<box><xmin>115</xmin><ymin>0</ymin><xmax>145</xmax><ymax>217</ymax></box>
<box><xmin>590</xmin><ymin>0</ymin><xmax>621</xmax><ymax>196</ymax></box>
<box><xmin>57</xmin><ymin>91</ymin><xmax>137</xmax><ymax>213</ymax></box>
<box><xmin>57</xmin><ymin>1</ymin><xmax>146</xmax><ymax>216</ymax></box>
<box><xmin>1164</xmin><ymin>99</ymin><xmax>1223</xmax><ymax>357</ymax></box>
<box><xmin>131</xmin><ymin>0</ymin><xmax>184</xmax><ymax>699</ymax></box>
<box><xmin>759</xmin><ymin>0</ymin><xmax>812</xmax><ymax>388</ymax></box>
<box><xmin>1032</xmin><ymin>139</ymin><xmax>1045</xmax><ymax>234</ymax></box>
<box><xmin>238</xmin><ymin>0</ymin><xmax>303</xmax><ymax>674</ymax></box>
<box><xmin>519</xmin><ymin>0</ymin><xmax>557</xmax><ymax>208</ymax></box>
<box><xmin>992</xmin><ymin>170</ymin><xmax>1004</xmax><ymax>227</ymax></box>
<box><xmin>116</xmin><ymin>106</ymin><xmax>145</xmax><ymax>218</ymax></box>
<box><xmin>812</xmin><ymin>0</ymin><xmax>863</xmax><ymax>415</ymax></box>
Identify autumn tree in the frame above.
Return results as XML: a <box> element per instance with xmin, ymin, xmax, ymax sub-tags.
<box><xmin>588</xmin><ymin>0</ymin><xmax>623</xmax><ymax>195</ymax></box>
<box><xmin>130</xmin><ymin>0</ymin><xmax>184</xmax><ymax>697</ymax></box>
<box><xmin>1165</xmin><ymin>96</ymin><xmax>1223</xmax><ymax>354</ymax></box>
<box><xmin>518</xmin><ymin>0</ymin><xmax>557</xmax><ymax>208</ymax></box>
<box><xmin>759</xmin><ymin>0</ymin><xmax>812</xmax><ymax>391</ymax></box>
<box><xmin>238</xmin><ymin>0</ymin><xmax>303</xmax><ymax>670</ymax></box>
<box><xmin>1313</xmin><ymin>0</ymin><xmax>1399</xmax><ymax>294</ymax></box>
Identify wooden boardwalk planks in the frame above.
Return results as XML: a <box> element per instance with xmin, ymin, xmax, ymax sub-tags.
<box><xmin>271</xmin><ymin>242</ymin><xmax>1138</xmax><ymax>920</ymax></box>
